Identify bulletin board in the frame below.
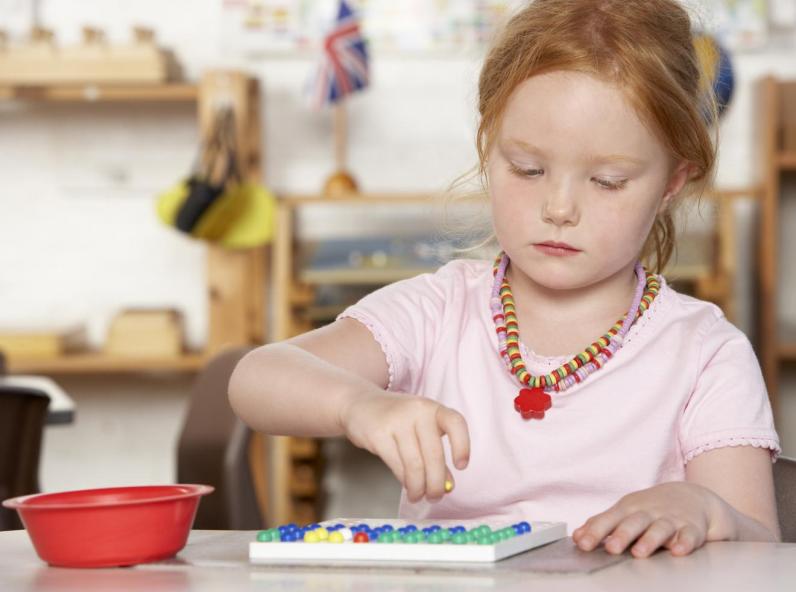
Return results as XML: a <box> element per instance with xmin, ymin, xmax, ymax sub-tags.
<box><xmin>219</xmin><ymin>0</ymin><xmax>526</xmax><ymax>55</ymax></box>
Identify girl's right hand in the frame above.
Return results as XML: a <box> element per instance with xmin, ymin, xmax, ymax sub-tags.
<box><xmin>339</xmin><ymin>390</ymin><xmax>470</xmax><ymax>503</ymax></box>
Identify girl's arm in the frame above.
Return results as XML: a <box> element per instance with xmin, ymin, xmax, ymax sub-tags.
<box><xmin>228</xmin><ymin>318</ymin><xmax>391</xmax><ymax>437</ymax></box>
<box><xmin>228</xmin><ymin>318</ymin><xmax>470</xmax><ymax>502</ymax></box>
<box><xmin>572</xmin><ymin>446</ymin><xmax>780</xmax><ymax>558</ymax></box>
<box><xmin>684</xmin><ymin>445</ymin><xmax>781</xmax><ymax>541</ymax></box>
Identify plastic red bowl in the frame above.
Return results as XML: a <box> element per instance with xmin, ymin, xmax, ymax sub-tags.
<box><xmin>2</xmin><ymin>484</ymin><xmax>213</xmax><ymax>568</ymax></box>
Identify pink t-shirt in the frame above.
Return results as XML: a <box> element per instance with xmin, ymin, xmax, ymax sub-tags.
<box><xmin>338</xmin><ymin>258</ymin><xmax>781</xmax><ymax>534</ymax></box>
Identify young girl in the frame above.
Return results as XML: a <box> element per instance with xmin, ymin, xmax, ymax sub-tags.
<box><xmin>229</xmin><ymin>0</ymin><xmax>782</xmax><ymax>558</ymax></box>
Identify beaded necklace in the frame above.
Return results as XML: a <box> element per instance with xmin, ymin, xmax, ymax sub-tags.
<box><xmin>490</xmin><ymin>252</ymin><xmax>660</xmax><ymax>420</ymax></box>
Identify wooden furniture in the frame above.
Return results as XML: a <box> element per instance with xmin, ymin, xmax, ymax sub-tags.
<box><xmin>177</xmin><ymin>348</ymin><xmax>264</xmax><ymax>530</ymax></box>
<box><xmin>757</xmin><ymin>76</ymin><xmax>796</xmax><ymax>418</ymax></box>
<box><xmin>265</xmin><ymin>189</ymin><xmax>750</xmax><ymax>525</ymax></box>
<box><xmin>0</xmin><ymin>71</ymin><xmax>267</xmax><ymax>374</ymax></box>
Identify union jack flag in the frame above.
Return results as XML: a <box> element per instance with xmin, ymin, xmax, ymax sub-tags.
<box><xmin>308</xmin><ymin>0</ymin><xmax>370</xmax><ymax>108</ymax></box>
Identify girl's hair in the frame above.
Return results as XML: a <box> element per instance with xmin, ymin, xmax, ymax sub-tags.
<box><xmin>464</xmin><ymin>0</ymin><xmax>717</xmax><ymax>273</ymax></box>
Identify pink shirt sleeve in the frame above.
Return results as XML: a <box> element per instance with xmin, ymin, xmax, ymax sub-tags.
<box><xmin>336</xmin><ymin>263</ymin><xmax>457</xmax><ymax>394</ymax></box>
<box><xmin>679</xmin><ymin>315</ymin><xmax>781</xmax><ymax>463</ymax></box>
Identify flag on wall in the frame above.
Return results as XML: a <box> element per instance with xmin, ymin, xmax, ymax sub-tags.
<box><xmin>308</xmin><ymin>0</ymin><xmax>370</xmax><ymax>108</ymax></box>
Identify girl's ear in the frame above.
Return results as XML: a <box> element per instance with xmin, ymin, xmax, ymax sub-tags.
<box><xmin>659</xmin><ymin>161</ymin><xmax>692</xmax><ymax>213</ymax></box>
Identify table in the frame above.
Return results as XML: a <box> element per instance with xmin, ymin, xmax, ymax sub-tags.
<box><xmin>1</xmin><ymin>529</ymin><xmax>795</xmax><ymax>591</ymax></box>
<box><xmin>0</xmin><ymin>375</ymin><xmax>75</xmax><ymax>425</ymax></box>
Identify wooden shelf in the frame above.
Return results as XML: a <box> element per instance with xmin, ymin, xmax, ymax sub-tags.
<box><xmin>279</xmin><ymin>193</ymin><xmax>439</xmax><ymax>206</ymax></box>
<box><xmin>778</xmin><ymin>324</ymin><xmax>796</xmax><ymax>361</ymax></box>
<box><xmin>777</xmin><ymin>153</ymin><xmax>796</xmax><ymax>170</ymax></box>
<box><xmin>299</xmin><ymin>266</ymin><xmax>437</xmax><ymax>286</ymax></box>
<box><xmin>7</xmin><ymin>352</ymin><xmax>207</xmax><ymax>374</ymax></box>
<box><xmin>0</xmin><ymin>83</ymin><xmax>198</xmax><ymax>103</ymax></box>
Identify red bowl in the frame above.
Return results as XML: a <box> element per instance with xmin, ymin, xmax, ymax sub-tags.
<box><xmin>2</xmin><ymin>484</ymin><xmax>213</xmax><ymax>568</ymax></box>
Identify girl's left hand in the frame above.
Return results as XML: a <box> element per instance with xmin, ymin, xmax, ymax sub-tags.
<box><xmin>571</xmin><ymin>482</ymin><xmax>736</xmax><ymax>558</ymax></box>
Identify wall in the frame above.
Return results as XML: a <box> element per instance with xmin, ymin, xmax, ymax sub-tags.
<box><xmin>1</xmin><ymin>2</ymin><xmax>795</xmax><ymax>510</ymax></box>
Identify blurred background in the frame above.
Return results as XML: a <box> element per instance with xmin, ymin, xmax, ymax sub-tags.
<box><xmin>1</xmin><ymin>0</ymin><xmax>795</xmax><ymax>529</ymax></box>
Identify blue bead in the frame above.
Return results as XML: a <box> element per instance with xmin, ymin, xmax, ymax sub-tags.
<box><xmin>286</xmin><ymin>522</ymin><xmax>298</xmax><ymax>530</ymax></box>
<box><xmin>334</xmin><ymin>523</ymin><xmax>345</xmax><ymax>530</ymax></box>
<box><xmin>370</xmin><ymin>531</ymin><xmax>380</xmax><ymax>541</ymax></box>
<box><xmin>405</xmin><ymin>525</ymin><xmax>418</xmax><ymax>532</ymax></box>
<box><xmin>382</xmin><ymin>524</ymin><xmax>394</xmax><ymax>532</ymax></box>
<box><xmin>430</xmin><ymin>525</ymin><xmax>441</xmax><ymax>532</ymax></box>
<box><xmin>422</xmin><ymin>527</ymin><xmax>433</xmax><ymax>535</ymax></box>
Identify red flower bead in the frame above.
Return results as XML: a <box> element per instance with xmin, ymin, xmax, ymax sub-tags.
<box><xmin>513</xmin><ymin>387</ymin><xmax>552</xmax><ymax>420</ymax></box>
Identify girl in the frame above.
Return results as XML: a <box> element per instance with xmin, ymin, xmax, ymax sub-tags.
<box><xmin>229</xmin><ymin>0</ymin><xmax>782</xmax><ymax>558</ymax></box>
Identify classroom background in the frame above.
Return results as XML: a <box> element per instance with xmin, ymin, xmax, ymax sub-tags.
<box><xmin>2</xmin><ymin>0</ymin><xmax>796</xmax><ymax>528</ymax></box>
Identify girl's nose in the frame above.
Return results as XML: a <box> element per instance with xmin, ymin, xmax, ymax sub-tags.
<box><xmin>541</xmin><ymin>181</ymin><xmax>579</xmax><ymax>227</ymax></box>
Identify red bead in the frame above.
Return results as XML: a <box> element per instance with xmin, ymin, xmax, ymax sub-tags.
<box><xmin>353</xmin><ymin>532</ymin><xmax>369</xmax><ymax>543</ymax></box>
<box><xmin>513</xmin><ymin>387</ymin><xmax>552</xmax><ymax>420</ymax></box>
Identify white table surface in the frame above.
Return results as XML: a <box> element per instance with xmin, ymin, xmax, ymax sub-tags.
<box><xmin>0</xmin><ymin>375</ymin><xmax>75</xmax><ymax>425</ymax></box>
<box><xmin>1</xmin><ymin>529</ymin><xmax>795</xmax><ymax>592</ymax></box>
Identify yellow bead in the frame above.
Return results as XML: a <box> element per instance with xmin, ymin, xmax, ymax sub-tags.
<box><xmin>304</xmin><ymin>531</ymin><xmax>319</xmax><ymax>543</ymax></box>
<box><xmin>328</xmin><ymin>531</ymin><xmax>344</xmax><ymax>544</ymax></box>
<box><xmin>316</xmin><ymin>527</ymin><xmax>329</xmax><ymax>541</ymax></box>
<box><xmin>444</xmin><ymin>480</ymin><xmax>454</xmax><ymax>493</ymax></box>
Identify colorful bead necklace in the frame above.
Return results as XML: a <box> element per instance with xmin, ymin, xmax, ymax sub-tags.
<box><xmin>490</xmin><ymin>252</ymin><xmax>660</xmax><ymax>420</ymax></box>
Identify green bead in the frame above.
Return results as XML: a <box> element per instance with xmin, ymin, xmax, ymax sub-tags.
<box><xmin>256</xmin><ymin>530</ymin><xmax>271</xmax><ymax>542</ymax></box>
<box><xmin>428</xmin><ymin>533</ymin><xmax>443</xmax><ymax>544</ymax></box>
<box><xmin>439</xmin><ymin>529</ymin><xmax>451</xmax><ymax>540</ymax></box>
<box><xmin>477</xmin><ymin>536</ymin><xmax>492</xmax><ymax>545</ymax></box>
<box><xmin>490</xmin><ymin>533</ymin><xmax>501</xmax><ymax>544</ymax></box>
<box><xmin>452</xmin><ymin>533</ymin><xmax>467</xmax><ymax>545</ymax></box>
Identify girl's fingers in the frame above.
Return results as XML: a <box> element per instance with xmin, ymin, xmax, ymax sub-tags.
<box><xmin>602</xmin><ymin>512</ymin><xmax>654</xmax><ymax>555</ymax></box>
<box><xmin>575</xmin><ymin>506</ymin><xmax>625</xmax><ymax>551</ymax></box>
<box><xmin>436</xmin><ymin>407</ymin><xmax>470</xmax><ymax>470</ymax></box>
<box><xmin>630</xmin><ymin>518</ymin><xmax>677</xmax><ymax>558</ymax></box>
<box><xmin>395</xmin><ymin>431</ymin><xmax>426</xmax><ymax>503</ymax></box>
<box><xmin>668</xmin><ymin>524</ymin><xmax>704</xmax><ymax>556</ymax></box>
<box><xmin>415</xmin><ymin>418</ymin><xmax>447</xmax><ymax>501</ymax></box>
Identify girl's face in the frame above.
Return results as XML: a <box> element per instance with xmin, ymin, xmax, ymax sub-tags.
<box><xmin>487</xmin><ymin>70</ymin><xmax>689</xmax><ymax>291</ymax></box>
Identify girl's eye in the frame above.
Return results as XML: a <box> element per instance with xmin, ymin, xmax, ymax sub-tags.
<box><xmin>509</xmin><ymin>164</ymin><xmax>543</xmax><ymax>178</ymax></box>
<box><xmin>593</xmin><ymin>177</ymin><xmax>628</xmax><ymax>191</ymax></box>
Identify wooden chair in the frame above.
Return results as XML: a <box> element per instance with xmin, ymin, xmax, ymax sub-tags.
<box><xmin>176</xmin><ymin>347</ymin><xmax>265</xmax><ymax>530</ymax></box>
<box><xmin>0</xmin><ymin>386</ymin><xmax>49</xmax><ymax>530</ymax></box>
<box><xmin>774</xmin><ymin>455</ymin><xmax>796</xmax><ymax>543</ymax></box>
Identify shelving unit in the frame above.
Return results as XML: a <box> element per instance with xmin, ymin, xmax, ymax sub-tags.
<box><xmin>757</xmin><ymin>76</ymin><xmax>796</xmax><ymax>418</ymax></box>
<box><xmin>0</xmin><ymin>83</ymin><xmax>198</xmax><ymax>102</ymax></box>
<box><xmin>265</xmin><ymin>187</ymin><xmax>750</xmax><ymax>526</ymax></box>
<box><xmin>1</xmin><ymin>71</ymin><xmax>267</xmax><ymax>376</ymax></box>
<box><xmin>0</xmin><ymin>70</ymin><xmax>273</xmax><ymax>527</ymax></box>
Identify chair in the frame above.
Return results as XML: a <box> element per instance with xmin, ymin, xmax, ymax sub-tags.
<box><xmin>0</xmin><ymin>386</ymin><xmax>49</xmax><ymax>530</ymax></box>
<box><xmin>177</xmin><ymin>347</ymin><xmax>264</xmax><ymax>530</ymax></box>
<box><xmin>774</xmin><ymin>455</ymin><xmax>796</xmax><ymax>543</ymax></box>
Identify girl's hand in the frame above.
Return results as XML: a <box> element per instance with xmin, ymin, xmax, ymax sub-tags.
<box><xmin>571</xmin><ymin>482</ymin><xmax>737</xmax><ymax>558</ymax></box>
<box><xmin>340</xmin><ymin>390</ymin><xmax>470</xmax><ymax>503</ymax></box>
